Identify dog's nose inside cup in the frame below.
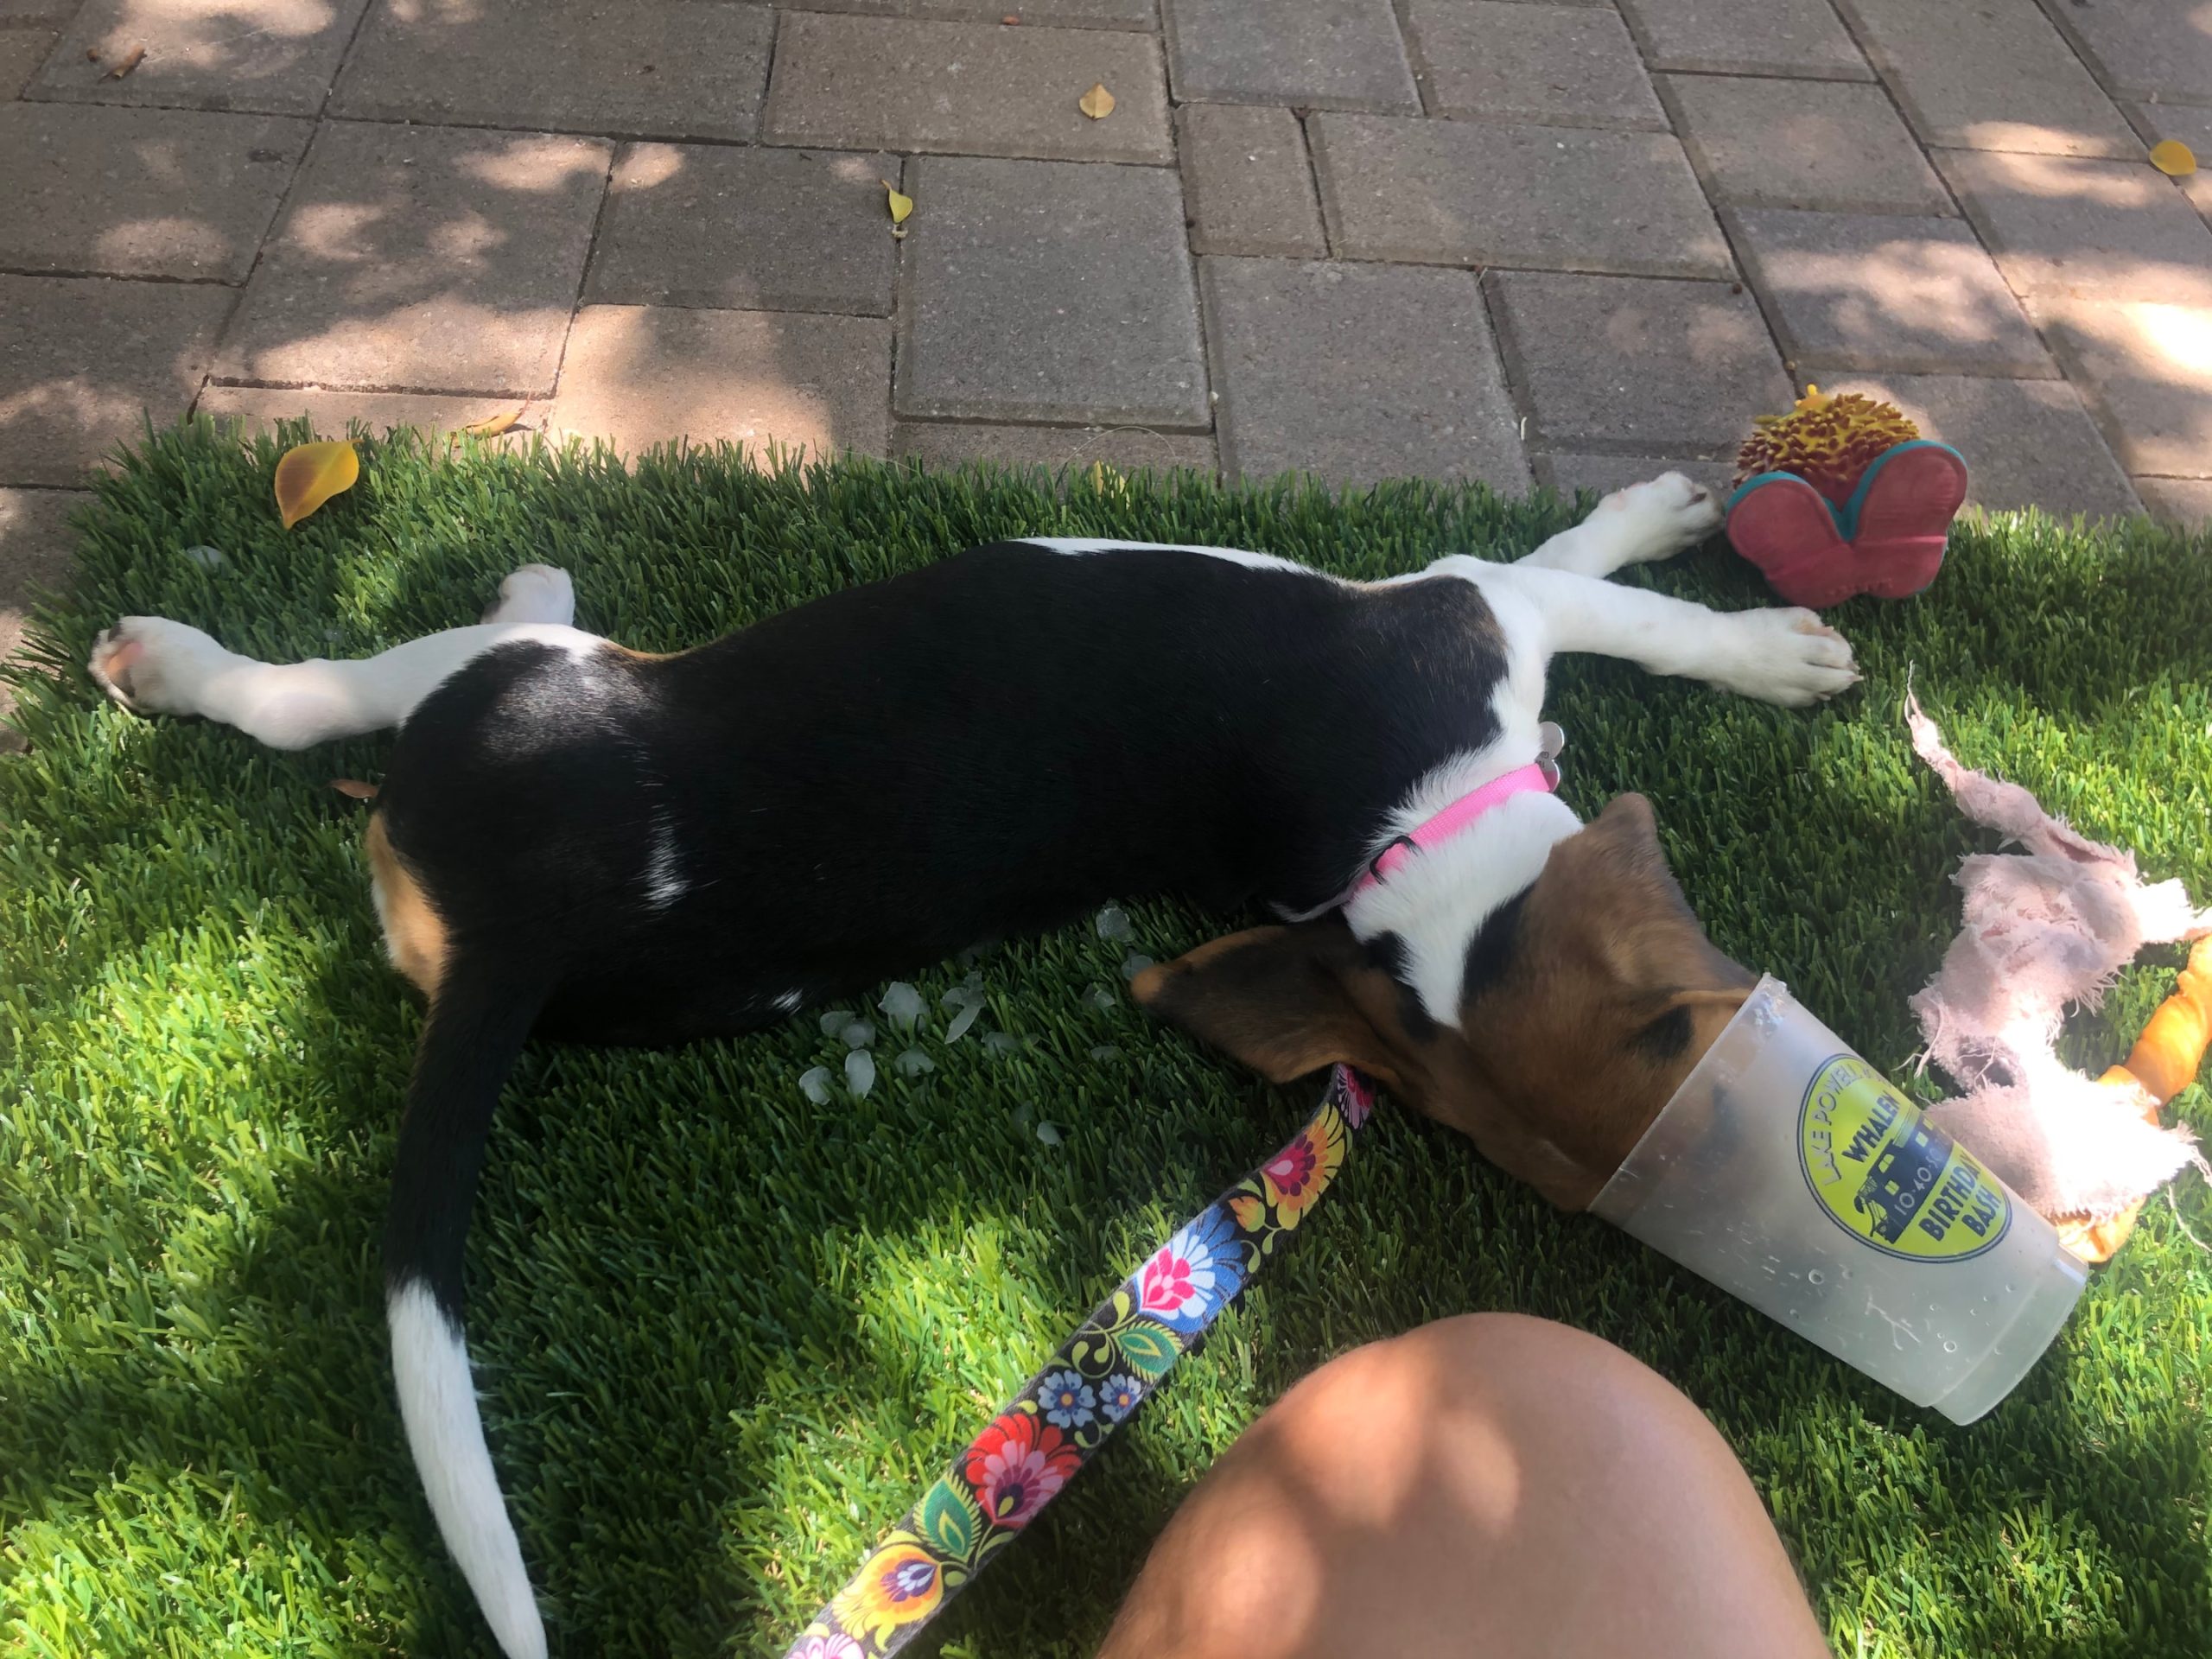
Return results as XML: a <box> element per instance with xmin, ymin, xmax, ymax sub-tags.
<box><xmin>1592</xmin><ymin>976</ymin><xmax>2086</xmax><ymax>1423</ymax></box>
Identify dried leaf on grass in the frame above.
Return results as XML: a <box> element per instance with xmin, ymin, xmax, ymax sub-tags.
<box><xmin>1078</xmin><ymin>82</ymin><xmax>1116</xmax><ymax>120</ymax></box>
<box><xmin>2150</xmin><ymin>139</ymin><xmax>2197</xmax><ymax>178</ymax></box>
<box><xmin>273</xmin><ymin>440</ymin><xmax>359</xmax><ymax>529</ymax></box>
<box><xmin>105</xmin><ymin>43</ymin><xmax>145</xmax><ymax>78</ymax></box>
<box><xmin>461</xmin><ymin>408</ymin><xmax>524</xmax><ymax>438</ymax></box>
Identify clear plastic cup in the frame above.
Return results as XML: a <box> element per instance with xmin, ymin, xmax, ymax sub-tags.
<box><xmin>1591</xmin><ymin>976</ymin><xmax>2087</xmax><ymax>1423</ymax></box>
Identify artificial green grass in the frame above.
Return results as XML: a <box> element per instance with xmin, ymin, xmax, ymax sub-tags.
<box><xmin>3</xmin><ymin>418</ymin><xmax>2209</xmax><ymax>1659</ymax></box>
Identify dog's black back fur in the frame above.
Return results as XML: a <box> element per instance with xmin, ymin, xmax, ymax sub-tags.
<box><xmin>377</xmin><ymin>541</ymin><xmax>1518</xmax><ymax>1641</ymax></box>
<box><xmin>380</xmin><ymin>543</ymin><xmax>1511</xmax><ymax>1047</ymax></box>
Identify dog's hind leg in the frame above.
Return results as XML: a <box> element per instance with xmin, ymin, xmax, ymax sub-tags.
<box><xmin>1517</xmin><ymin>473</ymin><xmax>1720</xmax><ymax>579</ymax></box>
<box><xmin>90</xmin><ymin>568</ymin><xmax>594</xmax><ymax>750</ymax></box>
<box><xmin>385</xmin><ymin>956</ymin><xmax>554</xmax><ymax>1659</ymax></box>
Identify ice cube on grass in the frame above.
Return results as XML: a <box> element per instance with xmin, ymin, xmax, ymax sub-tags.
<box><xmin>893</xmin><ymin>1047</ymin><xmax>936</xmax><ymax>1077</ymax></box>
<box><xmin>1089</xmin><ymin>1044</ymin><xmax>1122</xmax><ymax>1062</ymax></box>
<box><xmin>840</xmin><ymin>1020</ymin><xmax>876</xmax><ymax>1050</ymax></box>
<box><xmin>798</xmin><ymin>1066</ymin><xmax>835</xmax><ymax>1105</ymax></box>
<box><xmin>181</xmin><ymin>544</ymin><xmax>226</xmax><ymax>569</ymax></box>
<box><xmin>1095</xmin><ymin>904</ymin><xmax>1133</xmax><ymax>941</ymax></box>
<box><xmin>1121</xmin><ymin>952</ymin><xmax>1154</xmax><ymax>980</ymax></box>
<box><xmin>845</xmin><ymin>1049</ymin><xmax>876</xmax><ymax>1097</ymax></box>
<box><xmin>982</xmin><ymin>1030</ymin><xmax>1022</xmax><ymax>1055</ymax></box>
<box><xmin>879</xmin><ymin>982</ymin><xmax>925</xmax><ymax>1028</ymax></box>
<box><xmin>818</xmin><ymin>1008</ymin><xmax>855</xmax><ymax>1038</ymax></box>
<box><xmin>1035</xmin><ymin>1122</ymin><xmax>1064</xmax><ymax>1147</ymax></box>
<box><xmin>1087</xmin><ymin>984</ymin><xmax>1117</xmax><ymax>1013</ymax></box>
<box><xmin>944</xmin><ymin>1001</ymin><xmax>983</xmax><ymax>1043</ymax></box>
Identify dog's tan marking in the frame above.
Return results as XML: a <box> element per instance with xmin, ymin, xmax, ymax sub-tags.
<box><xmin>1135</xmin><ymin>794</ymin><xmax>1752</xmax><ymax>1211</ymax></box>
<box><xmin>366</xmin><ymin>813</ymin><xmax>449</xmax><ymax>999</ymax></box>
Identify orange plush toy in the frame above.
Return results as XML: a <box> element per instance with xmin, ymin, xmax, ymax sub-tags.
<box><xmin>2060</xmin><ymin>938</ymin><xmax>2212</xmax><ymax>1262</ymax></box>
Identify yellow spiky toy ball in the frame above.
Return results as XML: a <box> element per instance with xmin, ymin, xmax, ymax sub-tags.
<box><xmin>1734</xmin><ymin>386</ymin><xmax>1920</xmax><ymax>506</ymax></box>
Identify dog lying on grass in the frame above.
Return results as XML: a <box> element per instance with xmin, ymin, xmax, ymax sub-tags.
<box><xmin>88</xmin><ymin>474</ymin><xmax>1854</xmax><ymax>1658</ymax></box>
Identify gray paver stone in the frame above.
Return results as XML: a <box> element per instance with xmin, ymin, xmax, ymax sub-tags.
<box><xmin>2130</xmin><ymin>105</ymin><xmax>2212</xmax><ymax>234</ymax></box>
<box><xmin>0</xmin><ymin>105</ymin><xmax>310</xmax><ymax>283</ymax></box>
<box><xmin>1204</xmin><ymin>257</ymin><xmax>1527</xmax><ymax>489</ymax></box>
<box><xmin>549</xmin><ymin>306</ymin><xmax>893</xmax><ymax>461</ymax></box>
<box><xmin>1403</xmin><ymin>0</ymin><xmax>1665</xmax><ymax>130</ymax></box>
<box><xmin>2133</xmin><ymin>477</ymin><xmax>2212</xmax><ymax>529</ymax></box>
<box><xmin>0</xmin><ymin>29</ymin><xmax>54</xmax><ymax>96</ymax></box>
<box><xmin>196</xmin><ymin>387</ymin><xmax>542</xmax><ymax>442</ymax></box>
<box><xmin>589</xmin><ymin>146</ymin><xmax>901</xmax><ymax>316</ymax></box>
<box><xmin>894</xmin><ymin>423</ymin><xmax>1218</xmax><ymax>474</ymax></box>
<box><xmin>0</xmin><ymin>276</ymin><xmax>234</xmax><ymax>487</ymax></box>
<box><xmin>2028</xmin><ymin>297</ymin><xmax>2212</xmax><ymax>478</ymax></box>
<box><xmin>803</xmin><ymin>0</ymin><xmax>1158</xmax><ymax>23</ymax></box>
<box><xmin>927</xmin><ymin>0</ymin><xmax>1156</xmax><ymax>24</ymax></box>
<box><xmin>1934</xmin><ymin>149</ymin><xmax>2212</xmax><ymax>308</ymax></box>
<box><xmin>0</xmin><ymin>486</ymin><xmax>80</xmax><ymax>618</ymax></box>
<box><xmin>0</xmin><ymin>486</ymin><xmax>87</xmax><ymax>751</ymax></box>
<box><xmin>1830</xmin><ymin>0</ymin><xmax>2137</xmax><ymax>158</ymax></box>
<box><xmin>1534</xmin><ymin>454</ymin><xmax>1733</xmax><ymax>503</ymax></box>
<box><xmin>1662</xmin><ymin>74</ymin><xmax>1951</xmax><ymax>213</ymax></box>
<box><xmin>2038</xmin><ymin>0</ymin><xmax>2212</xmax><ymax>106</ymax></box>
<box><xmin>1827</xmin><ymin>372</ymin><xmax>2141</xmax><ymax>518</ymax></box>
<box><xmin>1177</xmin><ymin>105</ymin><xmax>1326</xmax><ymax>258</ymax></box>
<box><xmin>1615</xmin><ymin>0</ymin><xmax>1872</xmax><ymax>80</ymax></box>
<box><xmin>0</xmin><ymin>0</ymin><xmax>74</xmax><ymax>20</ymax></box>
<box><xmin>216</xmin><ymin>124</ymin><xmax>611</xmax><ymax>397</ymax></box>
<box><xmin>31</xmin><ymin>0</ymin><xmax>373</xmax><ymax>116</ymax></box>
<box><xmin>896</xmin><ymin>156</ymin><xmax>1208</xmax><ymax>428</ymax></box>
<box><xmin>1311</xmin><ymin>115</ymin><xmax>1731</xmax><ymax>277</ymax></box>
<box><xmin>1729</xmin><ymin>210</ymin><xmax>2052</xmax><ymax>378</ymax></box>
<box><xmin>763</xmin><ymin>15</ymin><xmax>1173</xmax><ymax>163</ymax></box>
<box><xmin>1163</xmin><ymin>0</ymin><xmax>1417</xmax><ymax>111</ymax></box>
<box><xmin>333</xmin><ymin>0</ymin><xmax>774</xmax><ymax>140</ymax></box>
<box><xmin>1484</xmin><ymin>270</ymin><xmax>1792</xmax><ymax>456</ymax></box>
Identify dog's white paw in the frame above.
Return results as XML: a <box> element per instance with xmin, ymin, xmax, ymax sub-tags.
<box><xmin>1711</xmin><ymin>607</ymin><xmax>1859</xmax><ymax>707</ymax></box>
<box><xmin>1593</xmin><ymin>472</ymin><xmax>1724</xmax><ymax>566</ymax></box>
<box><xmin>482</xmin><ymin>563</ymin><xmax>575</xmax><ymax>626</ymax></box>
<box><xmin>88</xmin><ymin>617</ymin><xmax>238</xmax><ymax>718</ymax></box>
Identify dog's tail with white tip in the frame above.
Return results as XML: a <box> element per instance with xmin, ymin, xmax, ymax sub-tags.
<box><xmin>384</xmin><ymin>964</ymin><xmax>551</xmax><ymax>1659</ymax></box>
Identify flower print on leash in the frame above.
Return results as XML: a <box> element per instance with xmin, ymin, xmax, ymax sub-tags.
<box><xmin>1139</xmin><ymin>1209</ymin><xmax>1246</xmax><ymax>1330</ymax></box>
<box><xmin>785</xmin><ymin>1065</ymin><xmax>1377</xmax><ymax>1659</ymax></box>
<box><xmin>964</xmin><ymin>1412</ymin><xmax>1081</xmax><ymax>1528</ymax></box>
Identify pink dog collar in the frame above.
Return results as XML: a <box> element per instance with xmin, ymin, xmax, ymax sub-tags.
<box><xmin>1349</xmin><ymin>721</ymin><xmax>1567</xmax><ymax>901</ymax></box>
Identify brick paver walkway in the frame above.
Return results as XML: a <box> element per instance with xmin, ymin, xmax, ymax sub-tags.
<box><xmin>3</xmin><ymin>0</ymin><xmax>2210</xmax><ymax>696</ymax></box>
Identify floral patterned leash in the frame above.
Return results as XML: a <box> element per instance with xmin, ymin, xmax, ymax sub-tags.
<box><xmin>785</xmin><ymin>1065</ymin><xmax>1376</xmax><ymax>1658</ymax></box>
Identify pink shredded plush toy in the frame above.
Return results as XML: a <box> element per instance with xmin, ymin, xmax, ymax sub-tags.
<box><xmin>1905</xmin><ymin>696</ymin><xmax>2210</xmax><ymax>1261</ymax></box>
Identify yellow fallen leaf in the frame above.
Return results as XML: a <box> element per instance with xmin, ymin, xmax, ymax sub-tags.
<box><xmin>1079</xmin><ymin>82</ymin><xmax>1116</xmax><ymax>120</ymax></box>
<box><xmin>2150</xmin><ymin>138</ymin><xmax>2197</xmax><ymax>178</ymax></box>
<box><xmin>273</xmin><ymin>440</ymin><xmax>359</xmax><ymax>529</ymax></box>
<box><xmin>881</xmin><ymin>179</ymin><xmax>914</xmax><ymax>225</ymax></box>
<box><xmin>461</xmin><ymin>407</ymin><xmax>523</xmax><ymax>437</ymax></box>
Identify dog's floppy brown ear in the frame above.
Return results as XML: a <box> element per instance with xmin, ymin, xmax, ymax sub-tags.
<box><xmin>1131</xmin><ymin>919</ymin><xmax>1408</xmax><ymax>1089</ymax></box>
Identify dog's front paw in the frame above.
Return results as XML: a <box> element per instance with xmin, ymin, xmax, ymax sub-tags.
<box><xmin>1712</xmin><ymin>607</ymin><xmax>1859</xmax><ymax>707</ymax></box>
<box><xmin>482</xmin><ymin>563</ymin><xmax>575</xmax><ymax>626</ymax></box>
<box><xmin>1595</xmin><ymin>472</ymin><xmax>1723</xmax><ymax>565</ymax></box>
<box><xmin>88</xmin><ymin>617</ymin><xmax>236</xmax><ymax>717</ymax></box>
